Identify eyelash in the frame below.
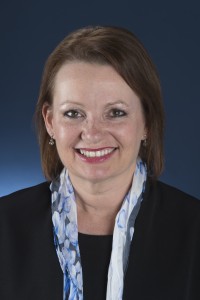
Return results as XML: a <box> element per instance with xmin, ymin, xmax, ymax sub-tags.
<box><xmin>64</xmin><ymin>110</ymin><xmax>84</xmax><ymax>119</ymax></box>
<box><xmin>109</xmin><ymin>109</ymin><xmax>127</xmax><ymax>118</ymax></box>
<box><xmin>63</xmin><ymin>108</ymin><xmax>127</xmax><ymax>119</ymax></box>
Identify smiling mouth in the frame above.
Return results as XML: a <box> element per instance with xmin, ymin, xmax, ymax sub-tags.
<box><xmin>76</xmin><ymin>148</ymin><xmax>116</xmax><ymax>158</ymax></box>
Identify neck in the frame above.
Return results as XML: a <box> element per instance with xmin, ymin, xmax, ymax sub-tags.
<box><xmin>69</xmin><ymin>172</ymin><xmax>134</xmax><ymax>235</ymax></box>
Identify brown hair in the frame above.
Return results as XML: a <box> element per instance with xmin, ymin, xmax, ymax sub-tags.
<box><xmin>35</xmin><ymin>26</ymin><xmax>164</xmax><ymax>180</ymax></box>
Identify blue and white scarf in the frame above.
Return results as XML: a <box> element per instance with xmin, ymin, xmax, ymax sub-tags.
<box><xmin>50</xmin><ymin>157</ymin><xmax>147</xmax><ymax>300</ymax></box>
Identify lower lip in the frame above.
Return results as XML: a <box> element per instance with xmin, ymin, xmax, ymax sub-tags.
<box><xmin>75</xmin><ymin>150</ymin><xmax>116</xmax><ymax>163</ymax></box>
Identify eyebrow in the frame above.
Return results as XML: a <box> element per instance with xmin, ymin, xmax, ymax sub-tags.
<box><xmin>59</xmin><ymin>100</ymin><xmax>129</xmax><ymax>108</ymax></box>
<box><xmin>104</xmin><ymin>100</ymin><xmax>129</xmax><ymax>108</ymax></box>
<box><xmin>60</xmin><ymin>100</ymin><xmax>84</xmax><ymax>107</ymax></box>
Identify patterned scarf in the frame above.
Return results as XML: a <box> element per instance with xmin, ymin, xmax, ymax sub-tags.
<box><xmin>50</xmin><ymin>157</ymin><xmax>147</xmax><ymax>300</ymax></box>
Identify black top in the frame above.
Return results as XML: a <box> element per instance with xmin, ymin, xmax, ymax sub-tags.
<box><xmin>78</xmin><ymin>233</ymin><xmax>112</xmax><ymax>299</ymax></box>
<box><xmin>0</xmin><ymin>179</ymin><xmax>200</xmax><ymax>299</ymax></box>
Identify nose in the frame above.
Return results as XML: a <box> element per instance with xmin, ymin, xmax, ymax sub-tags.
<box><xmin>81</xmin><ymin>118</ymin><xmax>105</xmax><ymax>144</ymax></box>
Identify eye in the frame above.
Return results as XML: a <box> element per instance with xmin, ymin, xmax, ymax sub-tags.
<box><xmin>64</xmin><ymin>110</ymin><xmax>83</xmax><ymax>119</ymax></box>
<box><xmin>109</xmin><ymin>109</ymin><xmax>127</xmax><ymax>118</ymax></box>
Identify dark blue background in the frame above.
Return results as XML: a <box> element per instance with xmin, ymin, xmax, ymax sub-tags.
<box><xmin>0</xmin><ymin>0</ymin><xmax>199</xmax><ymax>198</ymax></box>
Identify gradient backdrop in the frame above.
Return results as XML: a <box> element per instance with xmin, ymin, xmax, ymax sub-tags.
<box><xmin>0</xmin><ymin>0</ymin><xmax>199</xmax><ymax>199</ymax></box>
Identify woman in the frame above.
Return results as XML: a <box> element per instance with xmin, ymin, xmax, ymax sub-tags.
<box><xmin>0</xmin><ymin>26</ymin><xmax>200</xmax><ymax>300</ymax></box>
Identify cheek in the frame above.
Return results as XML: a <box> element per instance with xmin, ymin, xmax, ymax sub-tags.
<box><xmin>54</xmin><ymin>126</ymin><xmax>67</xmax><ymax>141</ymax></box>
<box><xmin>54</xmin><ymin>123</ymin><xmax>80</xmax><ymax>145</ymax></box>
<box><xmin>117</xmin><ymin>122</ymin><xmax>141</xmax><ymax>140</ymax></box>
<box><xmin>117</xmin><ymin>122</ymin><xmax>144</xmax><ymax>152</ymax></box>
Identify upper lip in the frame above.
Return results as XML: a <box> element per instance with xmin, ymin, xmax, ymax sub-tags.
<box><xmin>75</xmin><ymin>147</ymin><xmax>117</xmax><ymax>151</ymax></box>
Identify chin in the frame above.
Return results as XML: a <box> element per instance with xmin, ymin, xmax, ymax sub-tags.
<box><xmin>77</xmin><ymin>168</ymin><xmax>114</xmax><ymax>183</ymax></box>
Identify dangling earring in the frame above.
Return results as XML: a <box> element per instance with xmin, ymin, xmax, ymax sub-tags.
<box><xmin>49</xmin><ymin>134</ymin><xmax>55</xmax><ymax>146</ymax></box>
<box><xmin>143</xmin><ymin>134</ymin><xmax>147</xmax><ymax>147</ymax></box>
<box><xmin>143</xmin><ymin>139</ymin><xmax>147</xmax><ymax>147</ymax></box>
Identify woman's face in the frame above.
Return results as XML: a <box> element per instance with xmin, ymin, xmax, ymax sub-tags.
<box><xmin>43</xmin><ymin>62</ymin><xmax>147</xmax><ymax>184</ymax></box>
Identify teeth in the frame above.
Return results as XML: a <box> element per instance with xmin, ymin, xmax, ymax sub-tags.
<box><xmin>79</xmin><ymin>148</ymin><xmax>114</xmax><ymax>158</ymax></box>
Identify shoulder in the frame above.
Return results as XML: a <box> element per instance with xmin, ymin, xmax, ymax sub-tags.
<box><xmin>0</xmin><ymin>182</ymin><xmax>51</xmax><ymax>211</ymax></box>
<box><xmin>148</xmin><ymin>179</ymin><xmax>199</xmax><ymax>203</ymax></box>
<box><xmin>145</xmin><ymin>179</ymin><xmax>200</xmax><ymax>227</ymax></box>
<box><xmin>0</xmin><ymin>182</ymin><xmax>52</xmax><ymax>234</ymax></box>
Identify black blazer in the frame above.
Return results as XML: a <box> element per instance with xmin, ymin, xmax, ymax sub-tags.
<box><xmin>0</xmin><ymin>180</ymin><xmax>200</xmax><ymax>300</ymax></box>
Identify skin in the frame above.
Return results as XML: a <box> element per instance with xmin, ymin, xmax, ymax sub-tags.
<box><xmin>43</xmin><ymin>62</ymin><xmax>147</xmax><ymax>234</ymax></box>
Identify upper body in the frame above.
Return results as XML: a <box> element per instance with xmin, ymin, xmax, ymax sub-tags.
<box><xmin>0</xmin><ymin>182</ymin><xmax>200</xmax><ymax>300</ymax></box>
<box><xmin>2</xmin><ymin>26</ymin><xmax>199</xmax><ymax>299</ymax></box>
<box><xmin>0</xmin><ymin>179</ymin><xmax>200</xmax><ymax>300</ymax></box>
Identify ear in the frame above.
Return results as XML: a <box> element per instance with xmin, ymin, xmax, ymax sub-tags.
<box><xmin>42</xmin><ymin>102</ymin><xmax>54</xmax><ymax>136</ymax></box>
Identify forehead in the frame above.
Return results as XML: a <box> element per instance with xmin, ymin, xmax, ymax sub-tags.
<box><xmin>55</xmin><ymin>61</ymin><xmax>123</xmax><ymax>84</ymax></box>
<box><xmin>53</xmin><ymin>62</ymin><xmax>139</xmax><ymax>100</ymax></box>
